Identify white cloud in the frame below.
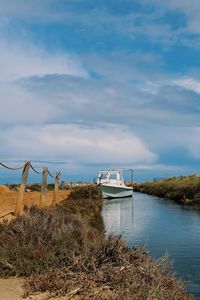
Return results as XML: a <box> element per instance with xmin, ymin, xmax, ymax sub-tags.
<box><xmin>0</xmin><ymin>39</ymin><xmax>89</xmax><ymax>126</ymax></box>
<box><xmin>0</xmin><ymin>82</ymin><xmax>64</xmax><ymax>125</ymax></box>
<box><xmin>1</xmin><ymin>71</ymin><xmax>200</xmax><ymax>128</ymax></box>
<box><xmin>136</xmin><ymin>126</ymin><xmax>200</xmax><ymax>163</ymax></box>
<box><xmin>82</xmin><ymin>52</ymin><xmax>163</xmax><ymax>82</ymax></box>
<box><xmin>0</xmin><ymin>33</ymin><xmax>199</xmax><ymax>131</ymax></box>
<box><xmin>0</xmin><ymin>0</ymin><xmax>199</xmax><ymax>48</ymax></box>
<box><xmin>1</xmin><ymin>0</ymin><xmax>200</xmax><ymax>181</ymax></box>
<box><xmin>0</xmin><ymin>124</ymin><xmax>157</xmax><ymax>165</ymax></box>
<box><xmin>0</xmin><ymin>41</ymin><xmax>88</xmax><ymax>82</ymax></box>
<box><xmin>173</xmin><ymin>77</ymin><xmax>200</xmax><ymax>94</ymax></box>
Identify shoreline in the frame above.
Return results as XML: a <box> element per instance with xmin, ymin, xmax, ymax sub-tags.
<box><xmin>133</xmin><ymin>175</ymin><xmax>200</xmax><ymax>204</ymax></box>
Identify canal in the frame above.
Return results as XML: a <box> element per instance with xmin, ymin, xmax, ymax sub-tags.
<box><xmin>102</xmin><ymin>192</ymin><xmax>200</xmax><ymax>299</ymax></box>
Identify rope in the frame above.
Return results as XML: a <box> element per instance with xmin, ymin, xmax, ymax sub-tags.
<box><xmin>29</xmin><ymin>163</ymin><xmax>43</xmax><ymax>175</ymax></box>
<box><xmin>0</xmin><ymin>161</ymin><xmax>60</xmax><ymax>179</ymax></box>
<box><xmin>0</xmin><ymin>162</ymin><xmax>24</xmax><ymax>171</ymax></box>
<box><xmin>47</xmin><ymin>170</ymin><xmax>55</xmax><ymax>178</ymax></box>
<box><xmin>30</xmin><ymin>164</ymin><xmax>58</xmax><ymax>178</ymax></box>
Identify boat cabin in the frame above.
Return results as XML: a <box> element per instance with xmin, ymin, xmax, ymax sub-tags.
<box><xmin>96</xmin><ymin>170</ymin><xmax>125</xmax><ymax>186</ymax></box>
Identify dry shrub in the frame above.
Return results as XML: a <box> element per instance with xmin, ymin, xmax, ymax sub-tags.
<box><xmin>0</xmin><ymin>186</ymin><xmax>193</xmax><ymax>299</ymax></box>
<box><xmin>0</xmin><ymin>206</ymin><xmax>89</xmax><ymax>276</ymax></box>
<box><xmin>0</xmin><ymin>186</ymin><xmax>103</xmax><ymax>277</ymax></box>
<box><xmin>24</xmin><ymin>236</ymin><xmax>192</xmax><ymax>300</ymax></box>
<box><xmin>59</xmin><ymin>185</ymin><xmax>103</xmax><ymax>232</ymax></box>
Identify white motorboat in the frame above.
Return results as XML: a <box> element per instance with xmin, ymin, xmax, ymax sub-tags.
<box><xmin>95</xmin><ymin>169</ymin><xmax>133</xmax><ymax>199</ymax></box>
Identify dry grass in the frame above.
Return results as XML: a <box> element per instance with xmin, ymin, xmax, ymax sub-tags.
<box><xmin>0</xmin><ymin>186</ymin><xmax>103</xmax><ymax>277</ymax></box>
<box><xmin>24</xmin><ymin>237</ymin><xmax>192</xmax><ymax>300</ymax></box>
<box><xmin>134</xmin><ymin>174</ymin><xmax>200</xmax><ymax>204</ymax></box>
<box><xmin>0</xmin><ymin>186</ymin><xmax>193</xmax><ymax>299</ymax></box>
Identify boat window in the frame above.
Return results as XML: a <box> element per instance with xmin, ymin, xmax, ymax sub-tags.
<box><xmin>109</xmin><ymin>174</ymin><xmax>117</xmax><ymax>180</ymax></box>
<box><xmin>99</xmin><ymin>174</ymin><xmax>107</xmax><ymax>179</ymax></box>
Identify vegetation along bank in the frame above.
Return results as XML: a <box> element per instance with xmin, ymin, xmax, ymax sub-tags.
<box><xmin>133</xmin><ymin>175</ymin><xmax>200</xmax><ymax>204</ymax></box>
<box><xmin>0</xmin><ymin>186</ymin><xmax>193</xmax><ymax>299</ymax></box>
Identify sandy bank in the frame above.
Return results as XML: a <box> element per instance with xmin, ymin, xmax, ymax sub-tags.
<box><xmin>0</xmin><ymin>188</ymin><xmax>71</xmax><ymax>221</ymax></box>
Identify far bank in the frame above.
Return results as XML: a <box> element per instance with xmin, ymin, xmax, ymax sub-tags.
<box><xmin>133</xmin><ymin>174</ymin><xmax>200</xmax><ymax>204</ymax></box>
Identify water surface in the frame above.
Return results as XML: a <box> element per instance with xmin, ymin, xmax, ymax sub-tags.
<box><xmin>102</xmin><ymin>192</ymin><xmax>200</xmax><ymax>298</ymax></box>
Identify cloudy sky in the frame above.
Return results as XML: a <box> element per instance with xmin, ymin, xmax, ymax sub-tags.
<box><xmin>1</xmin><ymin>0</ymin><xmax>200</xmax><ymax>182</ymax></box>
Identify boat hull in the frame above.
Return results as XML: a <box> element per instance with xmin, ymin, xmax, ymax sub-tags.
<box><xmin>101</xmin><ymin>184</ymin><xmax>133</xmax><ymax>199</ymax></box>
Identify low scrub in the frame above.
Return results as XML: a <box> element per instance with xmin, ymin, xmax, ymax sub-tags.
<box><xmin>0</xmin><ymin>186</ymin><xmax>193</xmax><ymax>299</ymax></box>
<box><xmin>0</xmin><ymin>186</ymin><xmax>103</xmax><ymax>277</ymax></box>
<box><xmin>8</xmin><ymin>183</ymin><xmax>59</xmax><ymax>192</ymax></box>
<box><xmin>134</xmin><ymin>175</ymin><xmax>200</xmax><ymax>204</ymax></box>
<box><xmin>24</xmin><ymin>238</ymin><xmax>191</xmax><ymax>299</ymax></box>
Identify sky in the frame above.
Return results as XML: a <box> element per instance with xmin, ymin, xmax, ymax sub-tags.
<box><xmin>1</xmin><ymin>0</ymin><xmax>200</xmax><ymax>183</ymax></box>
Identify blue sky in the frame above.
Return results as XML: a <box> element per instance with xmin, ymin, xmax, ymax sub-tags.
<box><xmin>1</xmin><ymin>0</ymin><xmax>200</xmax><ymax>182</ymax></box>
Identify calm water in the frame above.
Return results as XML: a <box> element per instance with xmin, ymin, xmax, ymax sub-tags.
<box><xmin>102</xmin><ymin>192</ymin><xmax>200</xmax><ymax>299</ymax></box>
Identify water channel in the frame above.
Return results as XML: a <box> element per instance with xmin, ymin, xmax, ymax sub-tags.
<box><xmin>102</xmin><ymin>192</ymin><xmax>200</xmax><ymax>299</ymax></box>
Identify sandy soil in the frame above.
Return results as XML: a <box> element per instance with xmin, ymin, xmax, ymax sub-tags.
<box><xmin>0</xmin><ymin>278</ymin><xmax>24</xmax><ymax>300</ymax></box>
<box><xmin>0</xmin><ymin>187</ymin><xmax>71</xmax><ymax>221</ymax></box>
<box><xmin>0</xmin><ymin>278</ymin><xmax>79</xmax><ymax>300</ymax></box>
<box><xmin>0</xmin><ymin>186</ymin><xmax>72</xmax><ymax>299</ymax></box>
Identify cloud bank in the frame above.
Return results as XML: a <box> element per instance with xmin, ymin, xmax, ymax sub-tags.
<box><xmin>1</xmin><ymin>0</ymin><xmax>200</xmax><ymax>181</ymax></box>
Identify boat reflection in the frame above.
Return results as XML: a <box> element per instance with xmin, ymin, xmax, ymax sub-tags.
<box><xmin>103</xmin><ymin>196</ymin><xmax>134</xmax><ymax>238</ymax></box>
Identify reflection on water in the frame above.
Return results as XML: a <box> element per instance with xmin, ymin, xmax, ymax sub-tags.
<box><xmin>103</xmin><ymin>197</ymin><xmax>134</xmax><ymax>236</ymax></box>
<box><xmin>102</xmin><ymin>193</ymin><xmax>200</xmax><ymax>299</ymax></box>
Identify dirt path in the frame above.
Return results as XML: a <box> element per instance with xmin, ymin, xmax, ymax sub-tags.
<box><xmin>0</xmin><ymin>278</ymin><xmax>24</xmax><ymax>300</ymax></box>
<box><xmin>0</xmin><ymin>278</ymin><xmax>79</xmax><ymax>300</ymax></box>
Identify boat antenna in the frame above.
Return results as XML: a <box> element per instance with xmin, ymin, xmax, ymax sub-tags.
<box><xmin>129</xmin><ymin>169</ymin><xmax>133</xmax><ymax>184</ymax></box>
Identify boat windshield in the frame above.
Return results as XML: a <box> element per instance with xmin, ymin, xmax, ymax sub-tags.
<box><xmin>99</xmin><ymin>173</ymin><xmax>107</xmax><ymax>180</ymax></box>
<box><xmin>97</xmin><ymin>171</ymin><xmax>124</xmax><ymax>185</ymax></box>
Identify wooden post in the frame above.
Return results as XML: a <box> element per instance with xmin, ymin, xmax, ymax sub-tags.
<box><xmin>39</xmin><ymin>167</ymin><xmax>48</xmax><ymax>208</ymax></box>
<box><xmin>14</xmin><ymin>161</ymin><xmax>30</xmax><ymax>215</ymax></box>
<box><xmin>52</xmin><ymin>171</ymin><xmax>61</xmax><ymax>205</ymax></box>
